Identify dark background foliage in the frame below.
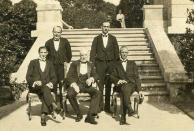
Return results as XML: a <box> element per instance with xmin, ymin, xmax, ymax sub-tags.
<box><xmin>0</xmin><ymin>0</ymin><xmax>37</xmax><ymax>86</ymax></box>
<box><xmin>117</xmin><ymin>0</ymin><xmax>146</xmax><ymax>28</ymax></box>
<box><xmin>59</xmin><ymin>0</ymin><xmax>147</xmax><ymax>28</ymax></box>
<box><xmin>59</xmin><ymin>0</ymin><xmax>119</xmax><ymax>28</ymax></box>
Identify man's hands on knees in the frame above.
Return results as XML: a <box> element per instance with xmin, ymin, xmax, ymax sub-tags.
<box><xmin>32</xmin><ymin>81</ymin><xmax>42</xmax><ymax>87</ymax></box>
<box><xmin>70</xmin><ymin>82</ymin><xmax>80</xmax><ymax>93</ymax></box>
<box><xmin>117</xmin><ymin>80</ymin><xmax>127</xmax><ymax>85</ymax></box>
<box><xmin>46</xmin><ymin>82</ymin><xmax>53</xmax><ymax>89</ymax></box>
<box><xmin>86</xmin><ymin>77</ymin><xmax>94</xmax><ymax>86</ymax></box>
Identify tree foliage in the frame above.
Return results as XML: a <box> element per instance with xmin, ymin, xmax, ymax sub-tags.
<box><xmin>117</xmin><ymin>0</ymin><xmax>145</xmax><ymax>28</ymax></box>
<box><xmin>59</xmin><ymin>0</ymin><xmax>118</xmax><ymax>28</ymax></box>
<box><xmin>0</xmin><ymin>0</ymin><xmax>36</xmax><ymax>86</ymax></box>
<box><xmin>168</xmin><ymin>0</ymin><xmax>194</xmax><ymax>80</ymax></box>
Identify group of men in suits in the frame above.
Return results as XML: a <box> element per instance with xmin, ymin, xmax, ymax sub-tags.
<box><xmin>26</xmin><ymin>22</ymin><xmax>141</xmax><ymax>126</ymax></box>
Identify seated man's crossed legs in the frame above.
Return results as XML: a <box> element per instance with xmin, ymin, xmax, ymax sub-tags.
<box><xmin>29</xmin><ymin>85</ymin><xmax>62</xmax><ymax>126</ymax></box>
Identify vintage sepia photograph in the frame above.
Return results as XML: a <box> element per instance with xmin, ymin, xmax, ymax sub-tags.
<box><xmin>0</xmin><ymin>0</ymin><xmax>194</xmax><ymax>131</ymax></box>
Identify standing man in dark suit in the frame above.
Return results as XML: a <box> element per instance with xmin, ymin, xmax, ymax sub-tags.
<box><xmin>45</xmin><ymin>26</ymin><xmax>72</xmax><ymax>106</ymax></box>
<box><xmin>110</xmin><ymin>46</ymin><xmax>141</xmax><ymax>125</ymax></box>
<box><xmin>67</xmin><ymin>49</ymin><xmax>100</xmax><ymax>124</ymax></box>
<box><xmin>90</xmin><ymin>21</ymin><xmax>120</xmax><ymax>113</ymax></box>
<box><xmin>26</xmin><ymin>46</ymin><xmax>62</xmax><ymax>126</ymax></box>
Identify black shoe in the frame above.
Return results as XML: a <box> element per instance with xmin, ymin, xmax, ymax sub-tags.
<box><xmin>120</xmin><ymin>115</ymin><xmax>126</xmax><ymax>125</ymax></box>
<box><xmin>85</xmin><ymin>115</ymin><xmax>97</xmax><ymax>125</ymax></box>
<box><xmin>54</xmin><ymin>107</ymin><xmax>63</xmax><ymax>114</ymax></box>
<box><xmin>128</xmin><ymin>110</ymin><xmax>135</xmax><ymax>117</ymax></box>
<box><xmin>41</xmin><ymin>117</ymin><xmax>46</xmax><ymax>126</ymax></box>
<box><xmin>104</xmin><ymin>109</ymin><xmax>112</xmax><ymax>114</ymax></box>
<box><xmin>51</xmin><ymin>112</ymin><xmax>56</xmax><ymax>119</ymax></box>
<box><xmin>75</xmin><ymin>114</ymin><xmax>83</xmax><ymax>122</ymax></box>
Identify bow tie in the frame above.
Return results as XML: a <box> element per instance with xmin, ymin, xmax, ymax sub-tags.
<box><xmin>121</xmin><ymin>60</ymin><xmax>127</xmax><ymax>63</ymax></box>
<box><xmin>80</xmin><ymin>62</ymin><xmax>87</xmax><ymax>64</ymax></box>
<box><xmin>39</xmin><ymin>59</ymin><xmax>46</xmax><ymax>62</ymax></box>
<box><xmin>53</xmin><ymin>39</ymin><xmax>60</xmax><ymax>41</ymax></box>
<box><xmin>102</xmin><ymin>34</ymin><xmax>108</xmax><ymax>37</ymax></box>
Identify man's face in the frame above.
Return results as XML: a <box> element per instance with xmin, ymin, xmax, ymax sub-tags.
<box><xmin>80</xmin><ymin>51</ymin><xmax>88</xmax><ymax>63</ymax></box>
<box><xmin>53</xmin><ymin>27</ymin><xmax>62</xmax><ymax>41</ymax></box>
<box><xmin>101</xmin><ymin>22</ymin><xmax>110</xmax><ymax>34</ymax></box>
<box><xmin>39</xmin><ymin>48</ymin><xmax>48</xmax><ymax>60</ymax></box>
<box><xmin>120</xmin><ymin>48</ymin><xmax>128</xmax><ymax>60</ymax></box>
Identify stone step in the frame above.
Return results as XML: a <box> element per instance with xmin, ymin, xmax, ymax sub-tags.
<box><xmin>70</xmin><ymin>41</ymin><xmax>148</xmax><ymax>46</ymax></box>
<box><xmin>63</xmin><ymin>28</ymin><xmax>145</xmax><ymax>31</ymax></box>
<box><xmin>62</xmin><ymin>34</ymin><xmax>146</xmax><ymax>38</ymax></box>
<box><xmin>141</xmin><ymin>82</ymin><xmax>166</xmax><ymax>88</ymax></box>
<box><xmin>135</xmin><ymin>60</ymin><xmax>156</xmax><ymax>65</ymax></box>
<box><xmin>62</xmin><ymin>30</ymin><xmax>145</xmax><ymax>35</ymax></box>
<box><xmin>140</xmin><ymin>75</ymin><xmax>163</xmax><ymax>80</ymax></box>
<box><xmin>71</xmin><ymin>56</ymin><xmax>155</xmax><ymax>61</ymax></box>
<box><xmin>68</xmin><ymin>38</ymin><xmax>147</xmax><ymax>43</ymax></box>
<box><xmin>138</xmin><ymin>69</ymin><xmax>161</xmax><ymax>76</ymax></box>
<box><xmin>71</xmin><ymin>46</ymin><xmax>150</xmax><ymax>51</ymax></box>
<box><xmin>72</xmin><ymin>51</ymin><xmax>152</xmax><ymax>56</ymax></box>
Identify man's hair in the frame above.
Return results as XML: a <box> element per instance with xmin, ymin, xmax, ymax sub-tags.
<box><xmin>80</xmin><ymin>48</ymin><xmax>88</xmax><ymax>55</ymax></box>
<box><xmin>120</xmin><ymin>46</ymin><xmax>128</xmax><ymax>52</ymax></box>
<box><xmin>38</xmin><ymin>46</ymin><xmax>47</xmax><ymax>53</ymax></box>
<box><xmin>52</xmin><ymin>25</ymin><xmax>62</xmax><ymax>33</ymax></box>
<box><xmin>101</xmin><ymin>21</ymin><xmax>110</xmax><ymax>26</ymax></box>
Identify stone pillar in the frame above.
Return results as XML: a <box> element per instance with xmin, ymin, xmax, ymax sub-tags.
<box><xmin>168</xmin><ymin>0</ymin><xmax>194</xmax><ymax>34</ymax></box>
<box><xmin>143</xmin><ymin>5</ymin><xmax>167</xmax><ymax>32</ymax></box>
<box><xmin>31</xmin><ymin>1</ymin><xmax>63</xmax><ymax>37</ymax></box>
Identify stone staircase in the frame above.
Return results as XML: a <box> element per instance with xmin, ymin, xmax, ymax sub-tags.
<box><xmin>62</xmin><ymin>28</ymin><xmax>168</xmax><ymax>97</ymax></box>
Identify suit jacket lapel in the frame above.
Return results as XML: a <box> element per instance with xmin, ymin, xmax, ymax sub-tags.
<box><xmin>105</xmin><ymin>35</ymin><xmax>111</xmax><ymax>50</ymax></box>
<box><xmin>35</xmin><ymin>59</ymin><xmax>42</xmax><ymax>74</ymax></box>
<box><xmin>77</xmin><ymin>61</ymin><xmax>81</xmax><ymax>77</ymax></box>
<box><xmin>87</xmin><ymin>62</ymin><xmax>91</xmax><ymax>78</ymax></box>
<box><xmin>99</xmin><ymin>35</ymin><xmax>106</xmax><ymax>51</ymax></box>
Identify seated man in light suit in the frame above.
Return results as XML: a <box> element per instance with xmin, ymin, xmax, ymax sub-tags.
<box><xmin>26</xmin><ymin>46</ymin><xmax>62</xmax><ymax>126</ymax></box>
<box><xmin>66</xmin><ymin>49</ymin><xmax>100</xmax><ymax>124</ymax></box>
<box><xmin>110</xmin><ymin>46</ymin><xmax>141</xmax><ymax>125</ymax></box>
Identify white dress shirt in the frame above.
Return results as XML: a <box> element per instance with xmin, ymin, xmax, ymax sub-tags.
<box><xmin>102</xmin><ymin>34</ymin><xmax>108</xmax><ymax>48</ymax></box>
<box><xmin>80</xmin><ymin>62</ymin><xmax>87</xmax><ymax>75</ymax></box>
<box><xmin>39</xmin><ymin>60</ymin><xmax>46</xmax><ymax>72</ymax></box>
<box><xmin>54</xmin><ymin>40</ymin><xmax>60</xmax><ymax>51</ymax></box>
<box><xmin>121</xmin><ymin>59</ymin><xmax>127</xmax><ymax>72</ymax></box>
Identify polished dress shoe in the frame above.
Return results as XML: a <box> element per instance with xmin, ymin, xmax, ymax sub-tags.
<box><xmin>41</xmin><ymin>117</ymin><xmax>46</xmax><ymax>126</ymax></box>
<box><xmin>104</xmin><ymin>109</ymin><xmax>112</xmax><ymax>114</ymax></box>
<box><xmin>54</xmin><ymin>107</ymin><xmax>63</xmax><ymax>114</ymax></box>
<box><xmin>120</xmin><ymin>115</ymin><xmax>126</xmax><ymax>125</ymax></box>
<box><xmin>128</xmin><ymin>110</ymin><xmax>135</xmax><ymax>117</ymax></box>
<box><xmin>75</xmin><ymin>114</ymin><xmax>83</xmax><ymax>122</ymax></box>
<box><xmin>51</xmin><ymin>112</ymin><xmax>56</xmax><ymax>119</ymax></box>
<box><xmin>85</xmin><ymin>115</ymin><xmax>97</xmax><ymax>125</ymax></box>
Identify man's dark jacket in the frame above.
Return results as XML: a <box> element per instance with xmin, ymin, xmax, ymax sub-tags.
<box><xmin>26</xmin><ymin>59</ymin><xmax>57</xmax><ymax>87</ymax></box>
<box><xmin>67</xmin><ymin>60</ymin><xmax>99</xmax><ymax>89</ymax></box>
<box><xmin>45</xmin><ymin>38</ymin><xmax>72</xmax><ymax>65</ymax></box>
<box><xmin>110</xmin><ymin>60</ymin><xmax>140</xmax><ymax>91</ymax></box>
<box><xmin>90</xmin><ymin>34</ymin><xmax>119</xmax><ymax>63</ymax></box>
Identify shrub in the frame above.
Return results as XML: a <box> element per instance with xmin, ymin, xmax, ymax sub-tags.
<box><xmin>59</xmin><ymin>0</ymin><xmax>118</xmax><ymax>28</ymax></box>
<box><xmin>0</xmin><ymin>0</ymin><xmax>36</xmax><ymax>100</ymax></box>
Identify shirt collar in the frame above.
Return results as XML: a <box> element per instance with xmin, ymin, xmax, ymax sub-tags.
<box><xmin>39</xmin><ymin>57</ymin><xmax>46</xmax><ymax>62</ymax></box>
<box><xmin>102</xmin><ymin>33</ymin><xmax>108</xmax><ymax>37</ymax></box>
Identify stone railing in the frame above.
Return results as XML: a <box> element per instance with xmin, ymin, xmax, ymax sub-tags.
<box><xmin>143</xmin><ymin>4</ymin><xmax>189</xmax><ymax>103</ymax></box>
<box><xmin>145</xmin><ymin>27</ymin><xmax>189</xmax><ymax>103</ymax></box>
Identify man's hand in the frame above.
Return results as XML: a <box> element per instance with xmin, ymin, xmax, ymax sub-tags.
<box><xmin>32</xmin><ymin>81</ymin><xmax>42</xmax><ymax>87</ymax></box>
<box><xmin>117</xmin><ymin>80</ymin><xmax>127</xmax><ymax>85</ymax></box>
<box><xmin>46</xmin><ymin>82</ymin><xmax>53</xmax><ymax>89</ymax></box>
<box><xmin>70</xmin><ymin>82</ymin><xmax>80</xmax><ymax>93</ymax></box>
<box><xmin>86</xmin><ymin>77</ymin><xmax>94</xmax><ymax>86</ymax></box>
